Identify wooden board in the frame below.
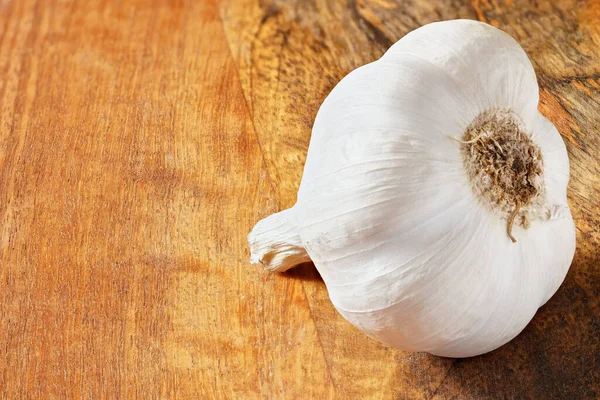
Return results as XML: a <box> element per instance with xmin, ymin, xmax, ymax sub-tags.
<box><xmin>0</xmin><ymin>0</ymin><xmax>598</xmax><ymax>398</ymax></box>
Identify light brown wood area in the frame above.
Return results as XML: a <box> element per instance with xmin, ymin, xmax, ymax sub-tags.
<box><xmin>0</xmin><ymin>0</ymin><xmax>598</xmax><ymax>398</ymax></box>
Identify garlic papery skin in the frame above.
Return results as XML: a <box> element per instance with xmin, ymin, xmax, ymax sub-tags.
<box><xmin>248</xmin><ymin>208</ymin><xmax>310</xmax><ymax>272</ymax></box>
<box><xmin>248</xmin><ymin>20</ymin><xmax>576</xmax><ymax>358</ymax></box>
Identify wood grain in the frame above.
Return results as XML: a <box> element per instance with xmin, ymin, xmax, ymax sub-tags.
<box><xmin>0</xmin><ymin>0</ymin><xmax>598</xmax><ymax>398</ymax></box>
<box><xmin>0</xmin><ymin>0</ymin><xmax>333</xmax><ymax>398</ymax></box>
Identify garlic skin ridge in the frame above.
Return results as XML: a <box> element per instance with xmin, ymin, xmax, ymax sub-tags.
<box><xmin>248</xmin><ymin>20</ymin><xmax>576</xmax><ymax>358</ymax></box>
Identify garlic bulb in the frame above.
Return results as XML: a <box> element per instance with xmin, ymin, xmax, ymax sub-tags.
<box><xmin>249</xmin><ymin>20</ymin><xmax>576</xmax><ymax>358</ymax></box>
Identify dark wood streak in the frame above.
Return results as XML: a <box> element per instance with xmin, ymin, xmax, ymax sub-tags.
<box><xmin>349</xmin><ymin>0</ymin><xmax>394</xmax><ymax>50</ymax></box>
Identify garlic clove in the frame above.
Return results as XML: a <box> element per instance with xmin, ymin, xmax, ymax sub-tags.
<box><xmin>298</xmin><ymin>59</ymin><xmax>472</xmax><ymax>196</ymax></box>
<box><xmin>384</xmin><ymin>19</ymin><xmax>540</xmax><ymax>131</ymax></box>
<box><xmin>534</xmin><ymin>113</ymin><xmax>571</xmax><ymax>203</ymax></box>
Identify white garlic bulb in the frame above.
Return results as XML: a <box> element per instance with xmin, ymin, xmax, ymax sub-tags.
<box><xmin>248</xmin><ymin>20</ymin><xmax>576</xmax><ymax>358</ymax></box>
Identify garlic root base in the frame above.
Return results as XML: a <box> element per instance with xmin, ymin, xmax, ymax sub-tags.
<box><xmin>248</xmin><ymin>208</ymin><xmax>310</xmax><ymax>272</ymax></box>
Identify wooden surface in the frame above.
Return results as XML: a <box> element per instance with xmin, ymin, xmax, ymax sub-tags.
<box><xmin>0</xmin><ymin>0</ymin><xmax>598</xmax><ymax>398</ymax></box>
